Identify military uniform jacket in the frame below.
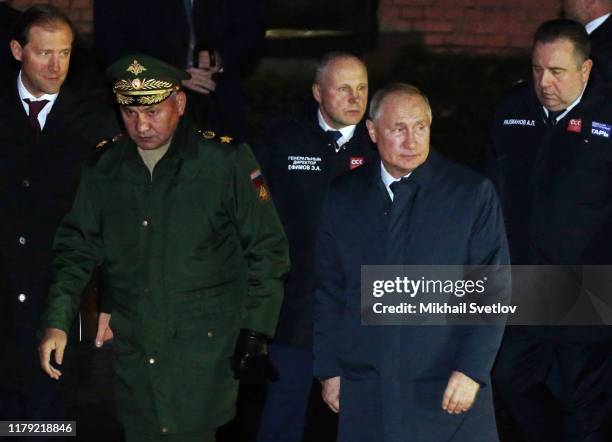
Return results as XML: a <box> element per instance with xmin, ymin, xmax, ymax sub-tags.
<box><xmin>41</xmin><ymin>119</ymin><xmax>289</xmax><ymax>434</ymax></box>
<box><xmin>486</xmin><ymin>79</ymin><xmax>612</xmax><ymax>340</ymax></box>
<box><xmin>0</xmin><ymin>83</ymin><xmax>118</xmax><ymax>384</ymax></box>
<box><xmin>253</xmin><ymin>106</ymin><xmax>376</xmax><ymax>348</ymax></box>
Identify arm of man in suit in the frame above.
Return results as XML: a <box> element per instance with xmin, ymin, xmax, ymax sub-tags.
<box><xmin>39</xmin><ymin>164</ymin><xmax>103</xmax><ymax>376</ymax></box>
<box><xmin>453</xmin><ymin>180</ymin><xmax>511</xmax><ymax>391</ymax></box>
<box><xmin>314</xmin><ymin>190</ymin><xmax>347</xmax><ymax>412</ymax></box>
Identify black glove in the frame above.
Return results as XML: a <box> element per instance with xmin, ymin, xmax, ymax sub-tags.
<box><xmin>230</xmin><ymin>329</ymin><xmax>279</xmax><ymax>385</ymax></box>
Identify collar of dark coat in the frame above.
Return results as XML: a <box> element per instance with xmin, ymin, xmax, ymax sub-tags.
<box><xmin>366</xmin><ymin>149</ymin><xmax>436</xmax><ymax>192</ymax></box>
<box><xmin>525</xmin><ymin>72</ymin><xmax>607</xmax><ymax>120</ymax></box>
<box><xmin>589</xmin><ymin>14</ymin><xmax>612</xmax><ymax>44</ymax></box>
<box><xmin>118</xmin><ymin>117</ymin><xmax>201</xmax><ymax>179</ymax></box>
<box><xmin>297</xmin><ymin>98</ymin><xmax>373</xmax><ymax>149</ymax></box>
<box><xmin>6</xmin><ymin>79</ymin><xmax>75</xmax><ymax>141</ymax></box>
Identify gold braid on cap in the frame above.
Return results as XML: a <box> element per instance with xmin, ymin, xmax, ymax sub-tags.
<box><xmin>113</xmin><ymin>78</ymin><xmax>180</xmax><ymax>105</ymax></box>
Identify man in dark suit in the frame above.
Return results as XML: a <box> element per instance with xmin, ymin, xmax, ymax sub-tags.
<box><xmin>314</xmin><ymin>83</ymin><xmax>510</xmax><ymax>442</ymax></box>
<box><xmin>564</xmin><ymin>0</ymin><xmax>612</xmax><ymax>85</ymax></box>
<box><xmin>94</xmin><ymin>0</ymin><xmax>265</xmax><ymax>141</ymax></box>
<box><xmin>0</xmin><ymin>5</ymin><xmax>118</xmax><ymax>430</ymax></box>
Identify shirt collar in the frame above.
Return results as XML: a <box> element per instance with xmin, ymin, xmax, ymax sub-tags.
<box><xmin>586</xmin><ymin>13</ymin><xmax>611</xmax><ymax>34</ymax></box>
<box><xmin>317</xmin><ymin>108</ymin><xmax>357</xmax><ymax>148</ymax></box>
<box><xmin>542</xmin><ymin>83</ymin><xmax>586</xmax><ymax>123</ymax></box>
<box><xmin>17</xmin><ymin>70</ymin><xmax>59</xmax><ymax>105</ymax></box>
<box><xmin>380</xmin><ymin>161</ymin><xmax>412</xmax><ymax>201</ymax></box>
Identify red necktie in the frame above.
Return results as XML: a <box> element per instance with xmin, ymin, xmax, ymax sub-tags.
<box><xmin>23</xmin><ymin>98</ymin><xmax>50</xmax><ymax>135</ymax></box>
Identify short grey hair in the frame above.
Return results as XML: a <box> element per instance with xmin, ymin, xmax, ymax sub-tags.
<box><xmin>368</xmin><ymin>83</ymin><xmax>432</xmax><ymax>122</ymax></box>
<box><xmin>314</xmin><ymin>51</ymin><xmax>366</xmax><ymax>84</ymax></box>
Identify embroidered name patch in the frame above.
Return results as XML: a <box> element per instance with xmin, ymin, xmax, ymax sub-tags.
<box><xmin>287</xmin><ymin>156</ymin><xmax>322</xmax><ymax>172</ymax></box>
<box><xmin>503</xmin><ymin>119</ymin><xmax>535</xmax><ymax>127</ymax></box>
<box><xmin>591</xmin><ymin>121</ymin><xmax>611</xmax><ymax>138</ymax></box>
<box><xmin>349</xmin><ymin>156</ymin><xmax>364</xmax><ymax>170</ymax></box>
<box><xmin>567</xmin><ymin>119</ymin><xmax>582</xmax><ymax>133</ymax></box>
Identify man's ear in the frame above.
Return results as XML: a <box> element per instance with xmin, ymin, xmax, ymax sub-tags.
<box><xmin>312</xmin><ymin>83</ymin><xmax>322</xmax><ymax>104</ymax></box>
<box><xmin>581</xmin><ymin>58</ymin><xmax>593</xmax><ymax>83</ymax></box>
<box><xmin>366</xmin><ymin>119</ymin><xmax>377</xmax><ymax>143</ymax></box>
<box><xmin>10</xmin><ymin>40</ymin><xmax>23</xmax><ymax>62</ymax></box>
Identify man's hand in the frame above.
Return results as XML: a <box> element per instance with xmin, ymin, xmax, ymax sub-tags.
<box><xmin>95</xmin><ymin>312</ymin><xmax>113</xmax><ymax>348</ymax></box>
<box><xmin>182</xmin><ymin>50</ymin><xmax>223</xmax><ymax>95</ymax></box>
<box><xmin>321</xmin><ymin>376</ymin><xmax>341</xmax><ymax>413</ymax></box>
<box><xmin>38</xmin><ymin>328</ymin><xmax>68</xmax><ymax>380</ymax></box>
<box><xmin>441</xmin><ymin>370</ymin><xmax>480</xmax><ymax>414</ymax></box>
<box><xmin>230</xmin><ymin>329</ymin><xmax>278</xmax><ymax>385</ymax></box>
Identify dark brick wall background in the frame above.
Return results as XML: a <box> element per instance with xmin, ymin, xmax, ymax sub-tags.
<box><xmin>9</xmin><ymin>0</ymin><xmax>564</xmax><ymax>54</ymax></box>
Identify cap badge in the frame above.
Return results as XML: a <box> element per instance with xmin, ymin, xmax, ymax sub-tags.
<box><xmin>127</xmin><ymin>60</ymin><xmax>147</xmax><ymax>75</ymax></box>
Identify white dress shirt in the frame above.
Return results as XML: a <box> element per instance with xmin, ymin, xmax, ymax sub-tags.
<box><xmin>317</xmin><ymin>109</ymin><xmax>357</xmax><ymax>149</ymax></box>
<box><xmin>17</xmin><ymin>71</ymin><xmax>59</xmax><ymax>131</ymax></box>
<box><xmin>586</xmin><ymin>13</ymin><xmax>611</xmax><ymax>34</ymax></box>
<box><xmin>381</xmin><ymin>161</ymin><xmax>412</xmax><ymax>201</ymax></box>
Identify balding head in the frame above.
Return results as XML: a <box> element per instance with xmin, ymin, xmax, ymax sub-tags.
<box><xmin>312</xmin><ymin>52</ymin><xmax>368</xmax><ymax>129</ymax></box>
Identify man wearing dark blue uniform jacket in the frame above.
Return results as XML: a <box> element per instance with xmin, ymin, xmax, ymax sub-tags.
<box><xmin>253</xmin><ymin>53</ymin><xmax>376</xmax><ymax>442</ymax></box>
<box><xmin>487</xmin><ymin>19</ymin><xmax>612</xmax><ymax>442</ymax></box>
<box><xmin>315</xmin><ymin>83</ymin><xmax>510</xmax><ymax>442</ymax></box>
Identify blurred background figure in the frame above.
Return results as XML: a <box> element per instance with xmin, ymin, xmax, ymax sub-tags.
<box><xmin>94</xmin><ymin>0</ymin><xmax>265</xmax><ymax>141</ymax></box>
<box><xmin>0</xmin><ymin>0</ymin><xmax>19</xmax><ymax>84</ymax></box>
<box><xmin>563</xmin><ymin>0</ymin><xmax>612</xmax><ymax>86</ymax></box>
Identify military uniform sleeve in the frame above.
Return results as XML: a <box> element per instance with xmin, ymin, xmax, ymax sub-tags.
<box><xmin>230</xmin><ymin>143</ymin><xmax>289</xmax><ymax>336</ymax></box>
<box><xmin>40</xmin><ymin>164</ymin><xmax>104</xmax><ymax>333</ymax></box>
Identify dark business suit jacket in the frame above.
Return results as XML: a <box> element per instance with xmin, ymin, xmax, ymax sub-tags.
<box><xmin>314</xmin><ymin>152</ymin><xmax>510</xmax><ymax>442</ymax></box>
<box><xmin>0</xmin><ymin>81</ymin><xmax>119</xmax><ymax>386</ymax></box>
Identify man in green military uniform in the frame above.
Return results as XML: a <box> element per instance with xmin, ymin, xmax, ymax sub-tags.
<box><xmin>39</xmin><ymin>55</ymin><xmax>289</xmax><ymax>442</ymax></box>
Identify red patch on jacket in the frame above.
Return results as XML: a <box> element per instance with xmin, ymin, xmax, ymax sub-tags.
<box><xmin>349</xmin><ymin>156</ymin><xmax>365</xmax><ymax>170</ymax></box>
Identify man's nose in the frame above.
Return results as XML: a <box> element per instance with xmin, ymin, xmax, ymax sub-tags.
<box><xmin>136</xmin><ymin>115</ymin><xmax>150</xmax><ymax>133</ymax></box>
<box><xmin>48</xmin><ymin>55</ymin><xmax>60</xmax><ymax>72</ymax></box>
<box><xmin>404</xmin><ymin>130</ymin><xmax>417</xmax><ymax>150</ymax></box>
<box><xmin>539</xmin><ymin>70</ymin><xmax>553</xmax><ymax>89</ymax></box>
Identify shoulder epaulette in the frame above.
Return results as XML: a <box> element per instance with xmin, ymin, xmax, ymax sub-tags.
<box><xmin>95</xmin><ymin>133</ymin><xmax>123</xmax><ymax>150</ymax></box>
<box><xmin>197</xmin><ymin>129</ymin><xmax>234</xmax><ymax>144</ymax></box>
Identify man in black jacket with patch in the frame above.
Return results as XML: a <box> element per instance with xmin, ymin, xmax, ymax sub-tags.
<box><xmin>252</xmin><ymin>52</ymin><xmax>376</xmax><ymax>442</ymax></box>
<box><xmin>0</xmin><ymin>5</ymin><xmax>118</xmax><ymax>431</ymax></box>
<box><xmin>487</xmin><ymin>19</ymin><xmax>612</xmax><ymax>442</ymax></box>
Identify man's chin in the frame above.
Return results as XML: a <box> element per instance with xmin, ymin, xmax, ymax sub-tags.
<box><xmin>131</xmin><ymin>137</ymin><xmax>161</xmax><ymax>150</ymax></box>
